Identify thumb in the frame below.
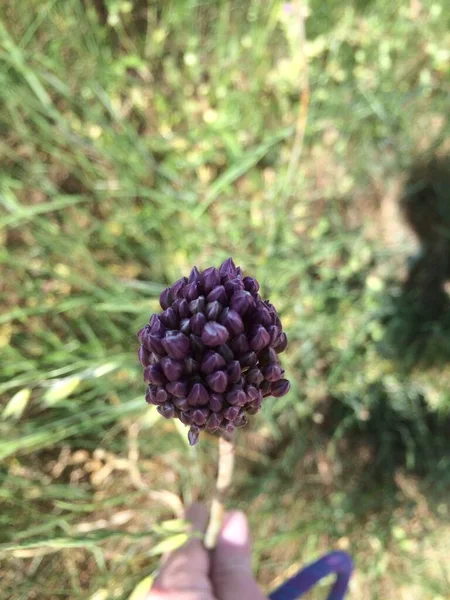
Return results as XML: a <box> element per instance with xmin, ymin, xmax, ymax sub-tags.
<box><xmin>211</xmin><ymin>511</ymin><xmax>267</xmax><ymax>600</ymax></box>
<box><xmin>149</xmin><ymin>503</ymin><xmax>212</xmax><ymax>600</ymax></box>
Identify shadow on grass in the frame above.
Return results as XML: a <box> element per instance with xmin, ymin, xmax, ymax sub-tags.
<box><xmin>382</xmin><ymin>154</ymin><xmax>450</xmax><ymax>362</ymax></box>
<box><xmin>342</xmin><ymin>155</ymin><xmax>450</xmax><ymax>482</ymax></box>
<box><xmin>240</xmin><ymin>156</ymin><xmax>450</xmax><ymax>545</ymax></box>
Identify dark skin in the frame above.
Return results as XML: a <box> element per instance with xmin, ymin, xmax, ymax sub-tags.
<box><xmin>149</xmin><ymin>504</ymin><xmax>267</xmax><ymax>600</ymax></box>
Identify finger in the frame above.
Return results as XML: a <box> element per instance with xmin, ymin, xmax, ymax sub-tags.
<box><xmin>211</xmin><ymin>511</ymin><xmax>267</xmax><ymax>600</ymax></box>
<box><xmin>150</xmin><ymin>503</ymin><xmax>213</xmax><ymax>599</ymax></box>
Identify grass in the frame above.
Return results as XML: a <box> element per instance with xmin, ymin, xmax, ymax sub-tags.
<box><xmin>1</xmin><ymin>0</ymin><xmax>450</xmax><ymax>598</ymax></box>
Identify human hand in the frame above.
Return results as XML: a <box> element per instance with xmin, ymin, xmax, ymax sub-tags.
<box><xmin>148</xmin><ymin>503</ymin><xmax>267</xmax><ymax>600</ymax></box>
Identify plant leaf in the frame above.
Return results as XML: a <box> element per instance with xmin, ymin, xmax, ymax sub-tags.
<box><xmin>2</xmin><ymin>388</ymin><xmax>31</xmax><ymax>420</ymax></box>
<box><xmin>43</xmin><ymin>377</ymin><xmax>82</xmax><ymax>406</ymax></box>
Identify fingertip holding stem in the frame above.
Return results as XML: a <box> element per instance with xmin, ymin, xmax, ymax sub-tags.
<box><xmin>219</xmin><ymin>511</ymin><xmax>249</xmax><ymax>547</ymax></box>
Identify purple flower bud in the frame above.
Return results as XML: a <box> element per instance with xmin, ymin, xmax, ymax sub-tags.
<box><xmin>166</xmin><ymin>380</ymin><xmax>188</xmax><ymax>398</ymax></box>
<box><xmin>227</xmin><ymin>360</ymin><xmax>241</xmax><ymax>384</ymax></box>
<box><xmin>219</xmin><ymin>257</ymin><xmax>237</xmax><ymax>278</ymax></box>
<box><xmin>137</xmin><ymin>325</ymin><xmax>151</xmax><ymax>345</ymax></box>
<box><xmin>200</xmin><ymin>351</ymin><xmax>226</xmax><ymax>375</ymax></box>
<box><xmin>274</xmin><ymin>332</ymin><xmax>288</xmax><ymax>353</ymax></box>
<box><xmin>149</xmin><ymin>353</ymin><xmax>159</xmax><ymax>365</ymax></box>
<box><xmin>224</xmin><ymin>422</ymin><xmax>235</xmax><ymax>433</ymax></box>
<box><xmin>210</xmin><ymin>393</ymin><xmax>224</xmax><ymax>412</ymax></box>
<box><xmin>173</xmin><ymin>397</ymin><xmax>189</xmax><ymax>411</ymax></box>
<box><xmin>243</xmin><ymin>276</ymin><xmax>259</xmax><ymax>294</ymax></box>
<box><xmin>205</xmin><ymin>300</ymin><xmax>222</xmax><ymax>321</ymax></box>
<box><xmin>192</xmin><ymin>408</ymin><xmax>209</xmax><ymax>426</ymax></box>
<box><xmin>250</xmin><ymin>325</ymin><xmax>270</xmax><ymax>352</ymax></box>
<box><xmin>206</xmin><ymin>412</ymin><xmax>223</xmax><ymax>432</ymax></box>
<box><xmin>138</xmin><ymin>345</ymin><xmax>151</xmax><ymax>367</ymax></box>
<box><xmin>183</xmin><ymin>282</ymin><xmax>200</xmax><ymax>302</ymax></box>
<box><xmin>221</xmin><ymin>309</ymin><xmax>244</xmax><ymax>335</ymax></box>
<box><xmin>190</xmin><ymin>313</ymin><xmax>207</xmax><ymax>336</ymax></box>
<box><xmin>170</xmin><ymin>277</ymin><xmax>188</xmax><ymax>299</ymax></box>
<box><xmin>207</xmin><ymin>285</ymin><xmax>227</xmax><ymax>304</ymax></box>
<box><xmin>247</xmin><ymin>392</ymin><xmax>263</xmax><ymax>414</ymax></box>
<box><xmin>259</xmin><ymin>347</ymin><xmax>278</xmax><ymax>366</ymax></box>
<box><xmin>253</xmin><ymin>304</ymin><xmax>272</xmax><ymax>327</ymax></box>
<box><xmin>151</xmin><ymin>386</ymin><xmax>168</xmax><ymax>405</ymax></box>
<box><xmin>160</xmin><ymin>357</ymin><xmax>184</xmax><ymax>382</ymax></box>
<box><xmin>189</xmin><ymin>334</ymin><xmax>206</xmax><ymax>358</ymax></box>
<box><xmin>144</xmin><ymin>364</ymin><xmax>166</xmax><ymax>385</ymax></box>
<box><xmin>160</xmin><ymin>288</ymin><xmax>173</xmax><ymax>310</ymax></box>
<box><xmin>145</xmin><ymin>386</ymin><xmax>156</xmax><ymax>404</ymax></box>
<box><xmin>268</xmin><ymin>325</ymin><xmax>282</xmax><ymax>346</ymax></box>
<box><xmin>150</xmin><ymin>317</ymin><xmax>165</xmax><ymax>336</ymax></box>
<box><xmin>180</xmin><ymin>411</ymin><xmax>193</xmax><ymax>425</ymax></box>
<box><xmin>177</xmin><ymin>298</ymin><xmax>190</xmax><ymax>319</ymax></box>
<box><xmin>271</xmin><ymin>379</ymin><xmax>290</xmax><ymax>397</ymax></box>
<box><xmin>202</xmin><ymin>267</ymin><xmax>221</xmax><ymax>293</ymax></box>
<box><xmin>206</xmin><ymin>370</ymin><xmax>228</xmax><ymax>393</ymax></box>
<box><xmin>162</xmin><ymin>331</ymin><xmax>190</xmax><ymax>359</ymax></box>
<box><xmin>189</xmin><ymin>296</ymin><xmax>206</xmax><ymax>314</ymax></box>
<box><xmin>224</xmin><ymin>405</ymin><xmax>240</xmax><ymax>421</ymax></box>
<box><xmin>148</xmin><ymin>334</ymin><xmax>165</xmax><ymax>356</ymax></box>
<box><xmin>180</xmin><ymin>318</ymin><xmax>191</xmax><ymax>336</ymax></box>
<box><xmin>239</xmin><ymin>351</ymin><xmax>257</xmax><ymax>368</ymax></box>
<box><xmin>234</xmin><ymin>413</ymin><xmax>248</xmax><ymax>428</ymax></box>
<box><xmin>230</xmin><ymin>290</ymin><xmax>255</xmax><ymax>315</ymax></box>
<box><xmin>188</xmin><ymin>266</ymin><xmax>201</xmax><ymax>283</ymax></box>
<box><xmin>260</xmin><ymin>380</ymin><xmax>272</xmax><ymax>396</ymax></box>
<box><xmin>226</xmin><ymin>388</ymin><xmax>247</xmax><ymax>406</ymax></box>
<box><xmin>216</xmin><ymin>344</ymin><xmax>234</xmax><ymax>362</ymax></box>
<box><xmin>246</xmin><ymin>385</ymin><xmax>259</xmax><ymax>400</ymax></box>
<box><xmin>183</xmin><ymin>357</ymin><xmax>199</xmax><ymax>376</ymax></box>
<box><xmin>159</xmin><ymin>307</ymin><xmax>178</xmax><ymax>329</ymax></box>
<box><xmin>230</xmin><ymin>334</ymin><xmax>250</xmax><ymax>355</ymax></box>
<box><xmin>246</xmin><ymin>368</ymin><xmax>264</xmax><ymax>385</ymax></box>
<box><xmin>188</xmin><ymin>426</ymin><xmax>200</xmax><ymax>445</ymax></box>
<box><xmin>188</xmin><ymin>382</ymin><xmax>209</xmax><ymax>406</ymax></box>
<box><xmin>201</xmin><ymin>322</ymin><xmax>229</xmax><ymax>347</ymax></box>
<box><xmin>262</xmin><ymin>364</ymin><xmax>284</xmax><ymax>382</ymax></box>
<box><xmin>157</xmin><ymin>402</ymin><xmax>175</xmax><ymax>419</ymax></box>
<box><xmin>224</xmin><ymin>278</ymin><xmax>244</xmax><ymax>297</ymax></box>
<box><xmin>265</xmin><ymin>303</ymin><xmax>280</xmax><ymax>326</ymax></box>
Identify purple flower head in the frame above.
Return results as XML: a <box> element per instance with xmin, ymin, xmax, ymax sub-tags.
<box><xmin>137</xmin><ymin>258</ymin><xmax>289</xmax><ymax>445</ymax></box>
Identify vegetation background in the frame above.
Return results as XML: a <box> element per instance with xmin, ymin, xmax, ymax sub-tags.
<box><xmin>1</xmin><ymin>0</ymin><xmax>449</xmax><ymax>598</ymax></box>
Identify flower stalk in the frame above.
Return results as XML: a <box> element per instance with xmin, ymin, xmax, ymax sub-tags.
<box><xmin>204</xmin><ymin>431</ymin><xmax>235</xmax><ymax>549</ymax></box>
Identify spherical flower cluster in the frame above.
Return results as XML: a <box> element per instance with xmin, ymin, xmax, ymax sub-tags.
<box><xmin>137</xmin><ymin>258</ymin><xmax>290</xmax><ymax>445</ymax></box>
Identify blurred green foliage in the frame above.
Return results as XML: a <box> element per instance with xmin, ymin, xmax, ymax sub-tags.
<box><xmin>1</xmin><ymin>0</ymin><xmax>449</xmax><ymax>598</ymax></box>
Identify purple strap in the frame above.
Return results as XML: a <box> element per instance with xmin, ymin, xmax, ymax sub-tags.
<box><xmin>268</xmin><ymin>551</ymin><xmax>353</xmax><ymax>600</ymax></box>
